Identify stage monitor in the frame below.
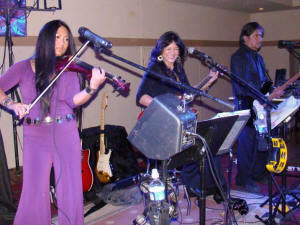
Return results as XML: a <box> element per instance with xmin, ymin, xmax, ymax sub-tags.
<box><xmin>128</xmin><ymin>93</ymin><xmax>197</xmax><ymax>160</ymax></box>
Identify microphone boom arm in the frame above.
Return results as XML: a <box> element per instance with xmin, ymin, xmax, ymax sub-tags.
<box><xmin>202</xmin><ymin>56</ymin><xmax>277</xmax><ymax>110</ymax></box>
<box><xmin>98</xmin><ymin>48</ymin><xmax>235</xmax><ymax>110</ymax></box>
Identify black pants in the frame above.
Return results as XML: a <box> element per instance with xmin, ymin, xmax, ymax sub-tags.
<box><xmin>236</xmin><ymin>126</ymin><xmax>268</xmax><ymax>185</ymax></box>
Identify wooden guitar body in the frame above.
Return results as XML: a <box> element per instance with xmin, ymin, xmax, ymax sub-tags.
<box><xmin>81</xmin><ymin>149</ymin><xmax>93</xmax><ymax>192</ymax></box>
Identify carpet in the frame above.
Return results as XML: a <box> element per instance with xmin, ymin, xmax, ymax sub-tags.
<box><xmin>53</xmin><ymin>186</ymin><xmax>276</xmax><ymax>225</ymax></box>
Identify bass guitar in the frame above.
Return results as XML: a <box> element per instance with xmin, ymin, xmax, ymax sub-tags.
<box><xmin>81</xmin><ymin>148</ymin><xmax>93</xmax><ymax>192</ymax></box>
<box><xmin>96</xmin><ymin>93</ymin><xmax>113</xmax><ymax>183</ymax></box>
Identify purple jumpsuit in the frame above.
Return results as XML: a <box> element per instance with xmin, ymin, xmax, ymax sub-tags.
<box><xmin>0</xmin><ymin>59</ymin><xmax>84</xmax><ymax>225</ymax></box>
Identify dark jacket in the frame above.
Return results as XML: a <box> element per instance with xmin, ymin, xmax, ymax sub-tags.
<box><xmin>136</xmin><ymin>61</ymin><xmax>189</xmax><ymax>107</ymax></box>
<box><xmin>230</xmin><ymin>44</ymin><xmax>272</xmax><ymax>126</ymax></box>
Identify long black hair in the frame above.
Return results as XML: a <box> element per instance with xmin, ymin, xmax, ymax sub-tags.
<box><xmin>239</xmin><ymin>22</ymin><xmax>264</xmax><ymax>46</ymax></box>
<box><xmin>35</xmin><ymin>20</ymin><xmax>76</xmax><ymax>116</ymax></box>
<box><xmin>149</xmin><ymin>31</ymin><xmax>186</xmax><ymax>74</ymax></box>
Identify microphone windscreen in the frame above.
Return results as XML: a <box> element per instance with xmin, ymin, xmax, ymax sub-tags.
<box><xmin>78</xmin><ymin>27</ymin><xmax>86</xmax><ymax>36</ymax></box>
<box><xmin>278</xmin><ymin>40</ymin><xmax>286</xmax><ymax>48</ymax></box>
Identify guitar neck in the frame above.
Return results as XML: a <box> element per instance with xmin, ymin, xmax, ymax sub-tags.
<box><xmin>100</xmin><ymin>94</ymin><xmax>107</xmax><ymax>155</ymax></box>
<box><xmin>100</xmin><ymin>113</ymin><xmax>105</xmax><ymax>155</ymax></box>
<box><xmin>195</xmin><ymin>75</ymin><xmax>212</xmax><ymax>91</ymax></box>
<box><xmin>270</xmin><ymin>71</ymin><xmax>300</xmax><ymax>100</ymax></box>
<box><xmin>279</xmin><ymin>72</ymin><xmax>300</xmax><ymax>91</ymax></box>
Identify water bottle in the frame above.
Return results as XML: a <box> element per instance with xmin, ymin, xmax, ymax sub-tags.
<box><xmin>149</xmin><ymin>168</ymin><xmax>165</xmax><ymax>201</ymax></box>
<box><xmin>148</xmin><ymin>169</ymin><xmax>165</xmax><ymax>225</ymax></box>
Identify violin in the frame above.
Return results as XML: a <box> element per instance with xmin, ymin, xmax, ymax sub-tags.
<box><xmin>56</xmin><ymin>56</ymin><xmax>130</xmax><ymax>92</ymax></box>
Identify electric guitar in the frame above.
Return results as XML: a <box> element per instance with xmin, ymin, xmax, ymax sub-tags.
<box><xmin>81</xmin><ymin>148</ymin><xmax>93</xmax><ymax>192</ymax></box>
<box><xmin>96</xmin><ymin>93</ymin><xmax>113</xmax><ymax>183</ymax></box>
<box><xmin>253</xmin><ymin>71</ymin><xmax>300</xmax><ymax>131</ymax></box>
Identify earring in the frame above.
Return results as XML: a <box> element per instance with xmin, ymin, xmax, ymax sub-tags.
<box><xmin>157</xmin><ymin>55</ymin><xmax>163</xmax><ymax>61</ymax></box>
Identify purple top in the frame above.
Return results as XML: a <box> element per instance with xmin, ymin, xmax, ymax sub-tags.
<box><xmin>0</xmin><ymin>58</ymin><xmax>80</xmax><ymax>134</ymax></box>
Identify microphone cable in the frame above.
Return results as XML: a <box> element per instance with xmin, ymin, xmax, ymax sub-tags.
<box><xmin>190</xmin><ymin>132</ymin><xmax>239</xmax><ymax>225</ymax></box>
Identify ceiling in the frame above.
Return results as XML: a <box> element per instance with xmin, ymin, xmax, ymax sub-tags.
<box><xmin>170</xmin><ymin>0</ymin><xmax>300</xmax><ymax>13</ymax></box>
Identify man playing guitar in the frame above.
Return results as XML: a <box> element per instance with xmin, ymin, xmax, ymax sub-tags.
<box><xmin>231</xmin><ymin>22</ymin><xmax>284</xmax><ymax>193</ymax></box>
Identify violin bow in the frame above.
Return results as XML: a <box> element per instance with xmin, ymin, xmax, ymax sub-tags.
<box><xmin>29</xmin><ymin>40</ymin><xmax>91</xmax><ymax>110</ymax></box>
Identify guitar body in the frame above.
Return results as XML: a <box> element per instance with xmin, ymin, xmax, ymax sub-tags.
<box><xmin>96</xmin><ymin>149</ymin><xmax>112</xmax><ymax>183</ymax></box>
<box><xmin>81</xmin><ymin>149</ymin><xmax>93</xmax><ymax>192</ymax></box>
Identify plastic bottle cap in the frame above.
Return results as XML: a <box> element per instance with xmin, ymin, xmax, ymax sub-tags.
<box><xmin>151</xmin><ymin>168</ymin><xmax>159</xmax><ymax>179</ymax></box>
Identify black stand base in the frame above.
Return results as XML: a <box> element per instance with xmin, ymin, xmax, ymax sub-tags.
<box><xmin>255</xmin><ymin>214</ymin><xmax>277</xmax><ymax>225</ymax></box>
<box><xmin>84</xmin><ymin>200</ymin><xmax>107</xmax><ymax>217</ymax></box>
<box><xmin>255</xmin><ymin>172</ymin><xmax>277</xmax><ymax>225</ymax></box>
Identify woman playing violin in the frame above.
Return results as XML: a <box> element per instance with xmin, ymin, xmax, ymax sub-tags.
<box><xmin>0</xmin><ymin>20</ymin><xmax>106</xmax><ymax>225</ymax></box>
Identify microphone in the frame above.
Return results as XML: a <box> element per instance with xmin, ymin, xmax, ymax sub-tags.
<box><xmin>278</xmin><ymin>40</ymin><xmax>300</xmax><ymax>48</ymax></box>
<box><xmin>78</xmin><ymin>27</ymin><xmax>112</xmax><ymax>49</ymax></box>
<box><xmin>188</xmin><ymin>47</ymin><xmax>210</xmax><ymax>60</ymax></box>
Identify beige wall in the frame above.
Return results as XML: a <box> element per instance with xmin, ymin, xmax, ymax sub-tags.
<box><xmin>251</xmin><ymin>9</ymin><xmax>300</xmax><ymax>77</ymax></box>
<box><xmin>1</xmin><ymin>0</ymin><xmax>299</xmax><ymax>169</ymax></box>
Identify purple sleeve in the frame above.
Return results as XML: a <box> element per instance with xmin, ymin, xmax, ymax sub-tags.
<box><xmin>0</xmin><ymin>61</ymin><xmax>25</xmax><ymax>92</ymax></box>
<box><xmin>60</xmin><ymin>72</ymin><xmax>81</xmax><ymax>109</ymax></box>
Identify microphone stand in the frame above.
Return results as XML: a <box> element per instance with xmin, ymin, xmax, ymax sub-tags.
<box><xmin>285</xmin><ymin>46</ymin><xmax>300</xmax><ymax>63</ymax></box>
<box><xmin>4</xmin><ymin>7</ymin><xmax>22</xmax><ymax>175</ymax></box>
<box><xmin>198</xmin><ymin>54</ymin><xmax>279</xmax><ymax>224</ymax></box>
<box><xmin>96</xmin><ymin>48</ymin><xmax>235</xmax><ymax>111</ymax></box>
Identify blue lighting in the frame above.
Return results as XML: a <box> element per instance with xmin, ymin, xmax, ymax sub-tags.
<box><xmin>0</xmin><ymin>0</ymin><xmax>27</xmax><ymax>37</ymax></box>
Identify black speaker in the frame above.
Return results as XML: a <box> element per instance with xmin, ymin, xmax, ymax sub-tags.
<box><xmin>128</xmin><ymin>93</ymin><xmax>197</xmax><ymax>160</ymax></box>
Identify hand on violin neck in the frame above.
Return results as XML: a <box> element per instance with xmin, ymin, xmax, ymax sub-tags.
<box><xmin>89</xmin><ymin>67</ymin><xmax>106</xmax><ymax>90</ymax></box>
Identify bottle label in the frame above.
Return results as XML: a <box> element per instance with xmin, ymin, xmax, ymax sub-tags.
<box><xmin>149</xmin><ymin>186</ymin><xmax>165</xmax><ymax>201</ymax></box>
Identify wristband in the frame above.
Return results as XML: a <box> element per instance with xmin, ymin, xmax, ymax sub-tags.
<box><xmin>2</xmin><ymin>97</ymin><xmax>13</xmax><ymax>107</ymax></box>
<box><xmin>85</xmin><ymin>86</ymin><xmax>97</xmax><ymax>95</ymax></box>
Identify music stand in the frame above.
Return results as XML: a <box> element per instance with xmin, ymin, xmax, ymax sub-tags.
<box><xmin>168</xmin><ymin>110</ymin><xmax>250</xmax><ymax>225</ymax></box>
<box><xmin>168</xmin><ymin>110</ymin><xmax>251</xmax><ymax>225</ymax></box>
<box><xmin>167</xmin><ymin>110</ymin><xmax>250</xmax><ymax>169</ymax></box>
<box><xmin>270</xmin><ymin>96</ymin><xmax>300</xmax><ymax>130</ymax></box>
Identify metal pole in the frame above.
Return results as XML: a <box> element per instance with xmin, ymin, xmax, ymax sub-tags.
<box><xmin>5</xmin><ymin>8</ymin><xmax>21</xmax><ymax>175</ymax></box>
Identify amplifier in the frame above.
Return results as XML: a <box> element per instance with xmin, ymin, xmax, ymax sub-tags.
<box><xmin>128</xmin><ymin>93</ymin><xmax>197</xmax><ymax>160</ymax></box>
